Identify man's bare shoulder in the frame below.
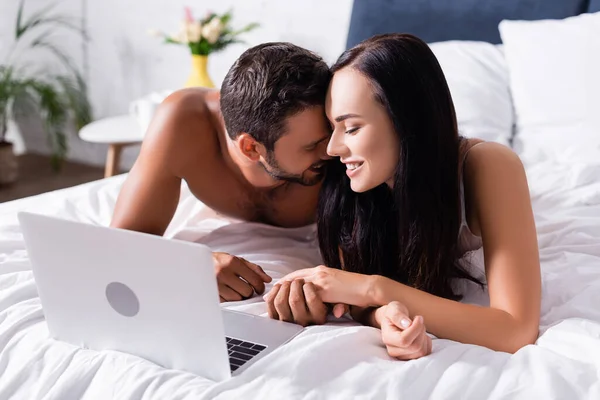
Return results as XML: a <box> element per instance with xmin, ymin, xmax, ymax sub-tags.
<box><xmin>140</xmin><ymin>88</ymin><xmax>222</xmax><ymax>174</ymax></box>
<box><xmin>163</xmin><ymin>87</ymin><xmax>219</xmax><ymax>111</ymax></box>
<box><xmin>148</xmin><ymin>88</ymin><xmax>219</xmax><ymax>139</ymax></box>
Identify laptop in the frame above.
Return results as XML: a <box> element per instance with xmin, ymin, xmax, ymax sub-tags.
<box><xmin>18</xmin><ymin>211</ymin><xmax>304</xmax><ymax>381</ymax></box>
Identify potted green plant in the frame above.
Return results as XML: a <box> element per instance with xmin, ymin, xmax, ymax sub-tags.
<box><xmin>149</xmin><ymin>8</ymin><xmax>259</xmax><ymax>88</ymax></box>
<box><xmin>0</xmin><ymin>0</ymin><xmax>92</xmax><ymax>185</ymax></box>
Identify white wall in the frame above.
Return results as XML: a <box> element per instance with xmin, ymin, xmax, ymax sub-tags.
<box><xmin>2</xmin><ymin>0</ymin><xmax>353</xmax><ymax>169</ymax></box>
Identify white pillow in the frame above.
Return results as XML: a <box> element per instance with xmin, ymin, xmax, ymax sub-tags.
<box><xmin>499</xmin><ymin>12</ymin><xmax>600</xmax><ymax>163</ymax></box>
<box><xmin>429</xmin><ymin>41</ymin><xmax>514</xmax><ymax>147</ymax></box>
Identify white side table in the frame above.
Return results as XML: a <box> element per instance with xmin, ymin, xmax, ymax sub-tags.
<box><xmin>79</xmin><ymin>115</ymin><xmax>144</xmax><ymax>178</ymax></box>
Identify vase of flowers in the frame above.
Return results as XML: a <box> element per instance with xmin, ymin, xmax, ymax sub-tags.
<box><xmin>187</xmin><ymin>53</ymin><xmax>213</xmax><ymax>88</ymax></box>
<box><xmin>151</xmin><ymin>8</ymin><xmax>259</xmax><ymax>88</ymax></box>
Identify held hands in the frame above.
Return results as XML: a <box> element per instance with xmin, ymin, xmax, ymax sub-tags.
<box><xmin>262</xmin><ymin>279</ymin><xmax>349</xmax><ymax>327</ymax></box>
<box><xmin>262</xmin><ymin>264</ymin><xmax>364</xmax><ymax>327</ymax></box>
<box><xmin>270</xmin><ymin>265</ymin><xmax>372</xmax><ymax>307</ymax></box>
<box><xmin>259</xmin><ymin>265</ymin><xmax>433</xmax><ymax>360</ymax></box>
<box><xmin>212</xmin><ymin>252</ymin><xmax>272</xmax><ymax>302</ymax></box>
<box><xmin>376</xmin><ymin>301</ymin><xmax>432</xmax><ymax>360</ymax></box>
<box><xmin>213</xmin><ymin>255</ymin><xmax>348</xmax><ymax>326</ymax></box>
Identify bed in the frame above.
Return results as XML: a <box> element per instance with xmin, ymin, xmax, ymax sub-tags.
<box><xmin>2</xmin><ymin>0</ymin><xmax>600</xmax><ymax>399</ymax></box>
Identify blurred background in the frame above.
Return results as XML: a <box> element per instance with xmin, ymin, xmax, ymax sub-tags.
<box><xmin>0</xmin><ymin>0</ymin><xmax>353</xmax><ymax>202</ymax></box>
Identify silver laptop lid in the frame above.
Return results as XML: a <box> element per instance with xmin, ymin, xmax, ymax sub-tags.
<box><xmin>18</xmin><ymin>211</ymin><xmax>231</xmax><ymax>381</ymax></box>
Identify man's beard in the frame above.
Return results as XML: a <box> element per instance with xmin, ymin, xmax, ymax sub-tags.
<box><xmin>260</xmin><ymin>152</ymin><xmax>325</xmax><ymax>187</ymax></box>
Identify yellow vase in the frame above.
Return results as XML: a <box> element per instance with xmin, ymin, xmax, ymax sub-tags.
<box><xmin>184</xmin><ymin>55</ymin><xmax>215</xmax><ymax>88</ymax></box>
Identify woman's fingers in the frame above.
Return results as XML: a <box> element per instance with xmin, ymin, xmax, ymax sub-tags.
<box><xmin>384</xmin><ymin>301</ymin><xmax>412</xmax><ymax>330</ymax></box>
<box><xmin>386</xmin><ymin>315</ymin><xmax>425</xmax><ymax>346</ymax></box>
<box><xmin>394</xmin><ymin>329</ymin><xmax>432</xmax><ymax>360</ymax></box>
<box><xmin>332</xmin><ymin>303</ymin><xmax>349</xmax><ymax>318</ymax></box>
<box><xmin>378</xmin><ymin>302</ymin><xmax>432</xmax><ymax>360</ymax></box>
<box><xmin>383</xmin><ymin>315</ymin><xmax>431</xmax><ymax>360</ymax></box>
<box><xmin>388</xmin><ymin>337</ymin><xmax>429</xmax><ymax>360</ymax></box>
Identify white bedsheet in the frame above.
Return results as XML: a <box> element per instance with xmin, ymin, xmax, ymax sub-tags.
<box><xmin>1</xmin><ymin>158</ymin><xmax>600</xmax><ymax>399</ymax></box>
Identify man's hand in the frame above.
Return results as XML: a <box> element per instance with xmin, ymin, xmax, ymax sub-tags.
<box><xmin>213</xmin><ymin>252</ymin><xmax>272</xmax><ymax>302</ymax></box>
<box><xmin>263</xmin><ymin>278</ymin><xmax>349</xmax><ymax>327</ymax></box>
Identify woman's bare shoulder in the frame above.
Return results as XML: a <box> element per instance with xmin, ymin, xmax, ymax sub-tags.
<box><xmin>462</xmin><ymin>141</ymin><xmax>526</xmax><ymax>236</ymax></box>
<box><xmin>463</xmin><ymin>141</ymin><xmax>522</xmax><ymax>173</ymax></box>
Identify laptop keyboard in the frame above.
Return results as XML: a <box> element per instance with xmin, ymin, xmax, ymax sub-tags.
<box><xmin>226</xmin><ymin>336</ymin><xmax>267</xmax><ymax>372</ymax></box>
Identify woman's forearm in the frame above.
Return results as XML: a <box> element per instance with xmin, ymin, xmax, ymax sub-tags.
<box><xmin>366</xmin><ymin>275</ymin><xmax>539</xmax><ymax>353</ymax></box>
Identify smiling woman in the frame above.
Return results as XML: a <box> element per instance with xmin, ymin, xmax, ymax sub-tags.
<box><xmin>266</xmin><ymin>33</ymin><xmax>541</xmax><ymax>360</ymax></box>
<box><xmin>326</xmin><ymin>71</ymin><xmax>400</xmax><ymax>192</ymax></box>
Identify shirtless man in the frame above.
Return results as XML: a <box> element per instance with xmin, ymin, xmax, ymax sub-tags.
<box><xmin>110</xmin><ymin>43</ymin><xmax>333</xmax><ymax>323</ymax></box>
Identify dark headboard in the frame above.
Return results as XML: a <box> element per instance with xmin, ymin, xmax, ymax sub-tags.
<box><xmin>346</xmin><ymin>0</ymin><xmax>593</xmax><ymax>48</ymax></box>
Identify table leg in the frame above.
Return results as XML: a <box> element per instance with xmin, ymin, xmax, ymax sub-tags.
<box><xmin>105</xmin><ymin>144</ymin><xmax>123</xmax><ymax>178</ymax></box>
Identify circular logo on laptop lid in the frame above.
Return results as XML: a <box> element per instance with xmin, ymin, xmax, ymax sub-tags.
<box><xmin>105</xmin><ymin>282</ymin><xmax>140</xmax><ymax>317</ymax></box>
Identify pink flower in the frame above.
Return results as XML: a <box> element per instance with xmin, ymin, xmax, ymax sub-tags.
<box><xmin>184</xmin><ymin>7</ymin><xmax>194</xmax><ymax>23</ymax></box>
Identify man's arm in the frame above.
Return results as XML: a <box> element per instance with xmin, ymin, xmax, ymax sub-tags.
<box><xmin>110</xmin><ymin>90</ymin><xmax>272</xmax><ymax>301</ymax></box>
<box><xmin>110</xmin><ymin>93</ymin><xmax>192</xmax><ymax>235</ymax></box>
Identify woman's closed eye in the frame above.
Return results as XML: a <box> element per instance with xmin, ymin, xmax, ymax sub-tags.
<box><xmin>345</xmin><ymin>127</ymin><xmax>360</xmax><ymax>135</ymax></box>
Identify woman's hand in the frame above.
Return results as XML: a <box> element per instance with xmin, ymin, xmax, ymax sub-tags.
<box><xmin>274</xmin><ymin>265</ymin><xmax>374</xmax><ymax>307</ymax></box>
<box><xmin>376</xmin><ymin>301</ymin><xmax>432</xmax><ymax>360</ymax></box>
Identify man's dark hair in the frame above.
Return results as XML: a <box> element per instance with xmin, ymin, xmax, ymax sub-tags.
<box><xmin>220</xmin><ymin>42</ymin><xmax>331</xmax><ymax>151</ymax></box>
